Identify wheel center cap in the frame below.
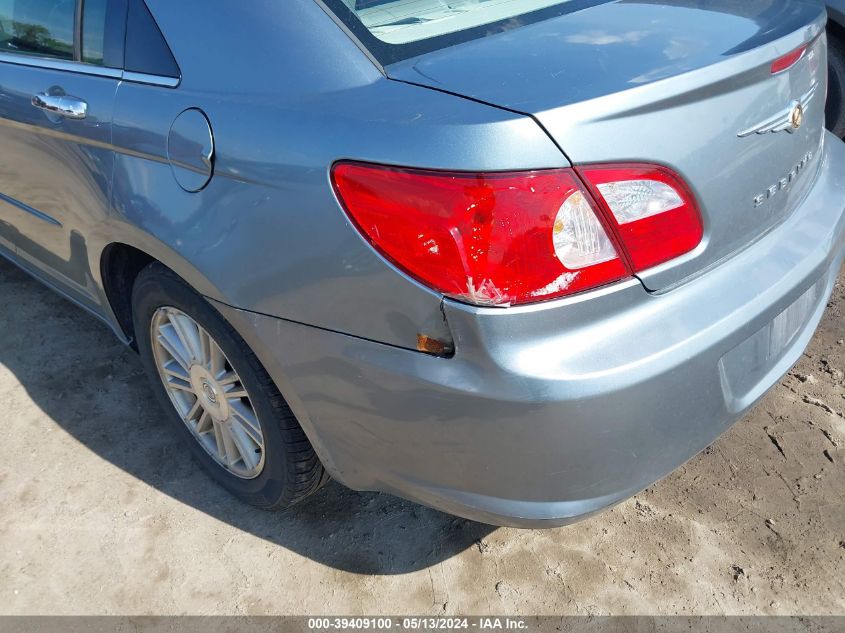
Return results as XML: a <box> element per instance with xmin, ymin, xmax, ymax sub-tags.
<box><xmin>201</xmin><ymin>381</ymin><xmax>217</xmax><ymax>403</ymax></box>
<box><xmin>190</xmin><ymin>365</ymin><xmax>228</xmax><ymax>419</ymax></box>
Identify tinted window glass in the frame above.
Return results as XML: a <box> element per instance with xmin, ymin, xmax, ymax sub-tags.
<box><xmin>0</xmin><ymin>0</ymin><xmax>75</xmax><ymax>60</ymax></box>
<box><xmin>82</xmin><ymin>0</ymin><xmax>107</xmax><ymax>65</ymax></box>
<box><xmin>124</xmin><ymin>0</ymin><xmax>178</xmax><ymax>78</ymax></box>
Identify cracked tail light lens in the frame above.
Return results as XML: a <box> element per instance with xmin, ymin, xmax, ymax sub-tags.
<box><xmin>332</xmin><ymin>162</ymin><xmax>628</xmax><ymax>307</ymax></box>
<box><xmin>332</xmin><ymin>162</ymin><xmax>703</xmax><ymax>307</ymax></box>
<box><xmin>579</xmin><ymin>164</ymin><xmax>704</xmax><ymax>272</ymax></box>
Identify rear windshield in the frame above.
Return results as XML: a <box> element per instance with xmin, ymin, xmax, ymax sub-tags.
<box><xmin>320</xmin><ymin>0</ymin><xmax>593</xmax><ymax>65</ymax></box>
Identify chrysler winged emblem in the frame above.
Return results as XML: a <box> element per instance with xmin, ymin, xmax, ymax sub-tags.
<box><xmin>738</xmin><ymin>83</ymin><xmax>817</xmax><ymax>138</ymax></box>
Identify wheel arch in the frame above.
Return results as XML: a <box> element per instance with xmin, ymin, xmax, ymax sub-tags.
<box><xmin>98</xmin><ymin>236</ymin><xmax>226</xmax><ymax>347</ymax></box>
<box><xmin>98</xmin><ymin>240</ymin><xmax>335</xmax><ymax>474</ymax></box>
<box><xmin>100</xmin><ymin>243</ymin><xmax>156</xmax><ymax>346</ymax></box>
<box><xmin>97</xmin><ymin>236</ymin><xmax>338</xmax><ymax>482</ymax></box>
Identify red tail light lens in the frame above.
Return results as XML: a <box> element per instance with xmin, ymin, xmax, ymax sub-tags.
<box><xmin>771</xmin><ymin>44</ymin><xmax>807</xmax><ymax>74</ymax></box>
<box><xmin>332</xmin><ymin>163</ymin><xmax>628</xmax><ymax>306</ymax></box>
<box><xmin>332</xmin><ymin>162</ymin><xmax>703</xmax><ymax>307</ymax></box>
<box><xmin>579</xmin><ymin>164</ymin><xmax>704</xmax><ymax>272</ymax></box>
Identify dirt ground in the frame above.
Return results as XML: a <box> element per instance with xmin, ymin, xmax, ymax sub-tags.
<box><xmin>0</xmin><ymin>256</ymin><xmax>843</xmax><ymax>616</ymax></box>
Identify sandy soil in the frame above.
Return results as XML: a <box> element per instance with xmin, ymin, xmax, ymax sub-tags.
<box><xmin>0</xmin><ymin>257</ymin><xmax>843</xmax><ymax>615</ymax></box>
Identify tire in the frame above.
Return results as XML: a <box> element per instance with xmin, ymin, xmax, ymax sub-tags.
<box><xmin>827</xmin><ymin>30</ymin><xmax>845</xmax><ymax>139</ymax></box>
<box><xmin>132</xmin><ymin>262</ymin><xmax>328</xmax><ymax>509</ymax></box>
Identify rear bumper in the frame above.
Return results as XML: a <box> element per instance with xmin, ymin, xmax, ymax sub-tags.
<box><xmin>215</xmin><ymin>133</ymin><xmax>845</xmax><ymax>528</ymax></box>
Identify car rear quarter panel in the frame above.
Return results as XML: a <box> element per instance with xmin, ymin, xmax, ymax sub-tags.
<box><xmin>99</xmin><ymin>0</ymin><xmax>566</xmax><ymax>350</ymax></box>
<box><xmin>210</xmin><ymin>132</ymin><xmax>845</xmax><ymax>525</ymax></box>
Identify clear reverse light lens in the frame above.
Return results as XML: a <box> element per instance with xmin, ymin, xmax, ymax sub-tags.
<box><xmin>553</xmin><ymin>190</ymin><xmax>618</xmax><ymax>269</ymax></box>
<box><xmin>597</xmin><ymin>180</ymin><xmax>684</xmax><ymax>224</ymax></box>
<box><xmin>580</xmin><ymin>164</ymin><xmax>704</xmax><ymax>272</ymax></box>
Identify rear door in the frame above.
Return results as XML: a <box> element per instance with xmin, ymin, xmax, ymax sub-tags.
<box><xmin>0</xmin><ymin>0</ymin><xmax>125</xmax><ymax>308</ymax></box>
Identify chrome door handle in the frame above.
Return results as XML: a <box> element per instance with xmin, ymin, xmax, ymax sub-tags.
<box><xmin>31</xmin><ymin>93</ymin><xmax>88</xmax><ymax>120</ymax></box>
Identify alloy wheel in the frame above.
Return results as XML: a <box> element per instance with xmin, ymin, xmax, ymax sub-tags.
<box><xmin>150</xmin><ymin>307</ymin><xmax>265</xmax><ymax>479</ymax></box>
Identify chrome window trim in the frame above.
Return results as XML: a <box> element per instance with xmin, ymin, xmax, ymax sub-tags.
<box><xmin>122</xmin><ymin>71</ymin><xmax>180</xmax><ymax>88</ymax></box>
<box><xmin>0</xmin><ymin>52</ymin><xmax>181</xmax><ymax>88</ymax></box>
<box><xmin>0</xmin><ymin>52</ymin><xmax>122</xmax><ymax>78</ymax></box>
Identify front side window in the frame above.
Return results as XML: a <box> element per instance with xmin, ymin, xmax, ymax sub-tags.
<box><xmin>0</xmin><ymin>0</ymin><xmax>75</xmax><ymax>60</ymax></box>
<box><xmin>321</xmin><ymin>0</ymin><xmax>591</xmax><ymax>64</ymax></box>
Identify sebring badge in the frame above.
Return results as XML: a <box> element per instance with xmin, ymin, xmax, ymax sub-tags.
<box><xmin>738</xmin><ymin>82</ymin><xmax>817</xmax><ymax>137</ymax></box>
<box><xmin>752</xmin><ymin>151</ymin><xmax>813</xmax><ymax>208</ymax></box>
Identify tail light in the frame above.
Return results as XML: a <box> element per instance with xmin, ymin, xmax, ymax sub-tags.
<box><xmin>578</xmin><ymin>164</ymin><xmax>703</xmax><ymax>272</ymax></box>
<box><xmin>332</xmin><ymin>161</ymin><xmax>702</xmax><ymax>307</ymax></box>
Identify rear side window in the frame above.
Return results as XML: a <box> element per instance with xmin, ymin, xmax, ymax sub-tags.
<box><xmin>320</xmin><ymin>0</ymin><xmax>595</xmax><ymax>64</ymax></box>
<box><xmin>0</xmin><ymin>0</ymin><xmax>75</xmax><ymax>60</ymax></box>
<box><xmin>124</xmin><ymin>0</ymin><xmax>179</xmax><ymax>78</ymax></box>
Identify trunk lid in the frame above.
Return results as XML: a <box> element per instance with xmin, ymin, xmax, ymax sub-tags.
<box><xmin>386</xmin><ymin>0</ymin><xmax>829</xmax><ymax>291</ymax></box>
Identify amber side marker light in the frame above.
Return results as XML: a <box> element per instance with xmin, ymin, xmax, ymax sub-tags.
<box><xmin>416</xmin><ymin>334</ymin><xmax>454</xmax><ymax>357</ymax></box>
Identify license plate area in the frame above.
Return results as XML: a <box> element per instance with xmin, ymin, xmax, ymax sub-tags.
<box><xmin>719</xmin><ymin>278</ymin><xmax>824</xmax><ymax>412</ymax></box>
